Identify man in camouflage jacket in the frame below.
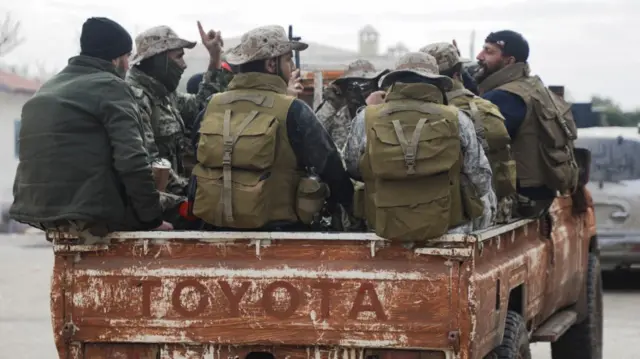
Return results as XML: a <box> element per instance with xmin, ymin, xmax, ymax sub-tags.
<box><xmin>126</xmin><ymin>22</ymin><xmax>227</xmax><ymax>199</ymax></box>
<box><xmin>315</xmin><ymin>60</ymin><xmax>388</xmax><ymax>152</ymax></box>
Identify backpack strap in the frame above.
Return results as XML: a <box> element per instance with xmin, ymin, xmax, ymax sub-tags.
<box><xmin>391</xmin><ymin>118</ymin><xmax>428</xmax><ymax>175</ymax></box>
<box><xmin>467</xmin><ymin>101</ymin><xmax>490</xmax><ymax>153</ymax></box>
<box><xmin>219</xmin><ymin>109</ymin><xmax>260</xmax><ymax>222</ymax></box>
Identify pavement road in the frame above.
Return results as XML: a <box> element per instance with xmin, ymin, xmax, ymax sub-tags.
<box><xmin>1</xmin><ymin>234</ymin><xmax>639</xmax><ymax>358</ymax></box>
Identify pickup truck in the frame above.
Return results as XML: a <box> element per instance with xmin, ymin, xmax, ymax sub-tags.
<box><xmin>575</xmin><ymin>126</ymin><xmax>640</xmax><ymax>271</ymax></box>
<box><xmin>46</xmin><ymin>152</ymin><xmax>601</xmax><ymax>359</ymax></box>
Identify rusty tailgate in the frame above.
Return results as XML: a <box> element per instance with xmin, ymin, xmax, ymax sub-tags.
<box><xmin>52</xmin><ymin>233</ymin><xmax>464</xmax><ymax>354</ymax></box>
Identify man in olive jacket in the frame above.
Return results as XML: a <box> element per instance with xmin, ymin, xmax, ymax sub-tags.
<box><xmin>10</xmin><ymin>17</ymin><xmax>172</xmax><ymax>235</ymax></box>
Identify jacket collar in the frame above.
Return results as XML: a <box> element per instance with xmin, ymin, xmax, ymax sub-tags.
<box><xmin>68</xmin><ymin>55</ymin><xmax>120</xmax><ymax>77</ymax></box>
<box><xmin>386</xmin><ymin>82</ymin><xmax>445</xmax><ymax>104</ymax></box>
<box><xmin>227</xmin><ymin>72</ymin><xmax>288</xmax><ymax>94</ymax></box>
<box><xmin>478</xmin><ymin>62</ymin><xmax>530</xmax><ymax>94</ymax></box>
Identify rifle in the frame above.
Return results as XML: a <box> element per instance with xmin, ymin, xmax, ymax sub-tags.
<box><xmin>288</xmin><ymin>25</ymin><xmax>301</xmax><ymax>70</ymax></box>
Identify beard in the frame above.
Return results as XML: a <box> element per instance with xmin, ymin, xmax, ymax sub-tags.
<box><xmin>113</xmin><ymin>58</ymin><xmax>128</xmax><ymax>79</ymax></box>
<box><xmin>474</xmin><ymin>60</ymin><xmax>506</xmax><ymax>84</ymax></box>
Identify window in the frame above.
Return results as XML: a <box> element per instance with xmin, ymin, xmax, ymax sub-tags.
<box><xmin>14</xmin><ymin>119</ymin><xmax>20</xmax><ymax>159</ymax></box>
<box><xmin>575</xmin><ymin>135</ymin><xmax>640</xmax><ymax>182</ymax></box>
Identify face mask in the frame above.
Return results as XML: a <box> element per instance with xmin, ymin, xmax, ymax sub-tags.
<box><xmin>163</xmin><ymin>58</ymin><xmax>185</xmax><ymax>93</ymax></box>
<box><xmin>141</xmin><ymin>53</ymin><xmax>185</xmax><ymax>93</ymax></box>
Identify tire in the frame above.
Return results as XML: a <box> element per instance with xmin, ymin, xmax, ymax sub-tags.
<box><xmin>551</xmin><ymin>252</ymin><xmax>603</xmax><ymax>359</ymax></box>
<box><xmin>486</xmin><ymin>310</ymin><xmax>531</xmax><ymax>359</ymax></box>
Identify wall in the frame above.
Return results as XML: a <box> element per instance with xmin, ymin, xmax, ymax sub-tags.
<box><xmin>0</xmin><ymin>91</ymin><xmax>31</xmax><ymax>200</ymax></box>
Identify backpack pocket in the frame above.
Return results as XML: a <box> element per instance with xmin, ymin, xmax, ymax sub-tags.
<box><xmin>460</xmin><ymin>173</ymin><xmax>485</xmax><ymax>220</ymax></box>
<box><xmin>492</xmin><ymin>155</ymin><xmax>517</xmax><ymax>199</ymax></box>
<box><xmin>295</xmin><ymin>176</ymin><xmax>328</xmax><ymax>224</ymax></box>
<box><xmin>191</xmin><ymin>165</ymin><xmax>269</xmax><ymax>229</ymax></box>
<box><xmin>373</xmin><ymin>173</ymin><xmax>452</xmax><ymax>241</ymax></box>
<box><xmin>532</xmin><ymin>96</ymin><xmax>578</xmax><ymax>192</ymax></box>
<box><xmin>197</xmin><ymin>111</ymin><xmax>278</xmax><ymax>171</ymax></box>
<box><xmin>369</xmin><ymin>117</ymin><xmax>460</xmax><ymax>180</ymax></box>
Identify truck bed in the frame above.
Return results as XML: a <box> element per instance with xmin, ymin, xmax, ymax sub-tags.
<box><xmin>50</xmin><ymin>197</ymin><xmax>592</xmax><ymax>359</ymax></box>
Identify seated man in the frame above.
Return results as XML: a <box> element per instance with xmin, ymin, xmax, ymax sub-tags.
<box><xmin>126</xmin><ymin>22</ymin><xmax>226</xmax><ymax>189</ymax></box>
<box><xmin>315</xmin><ymin>60</ymin><xmax>389</xmax><ymax>152</ymax></box>
<box><xmin>10</xmin><ymin>17</ymin><xmax>172</xmax><ymax>238</ymax></box>
<box><xmin>421</xmin><ymin>41</ymin><xmax>515</xmax><ymax>224</ymax></box>
<box><xmin>475</xmin><ymin>30</ymin><xmax>579</xmax><ymax>217</ymax></box>
<box><xmin>190</xmin><ymin>25</ymin><xmax>355</xmax><ymax>231</ymax></box>
<box><xmin>343</xmin><ymin>52</ymin><xmax>495</xmax><ymax>240</ymax></box>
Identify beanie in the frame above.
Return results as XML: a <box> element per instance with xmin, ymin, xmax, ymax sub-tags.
<box><xmin>80</xmin><ymin>17</ymin><xmax>133</xmax><ymax>61</ymax></box>
<box><xmin>485</xmin><ymin>30</ymin><xmax>529</xmax><ymax>63</ymax></box>
<box><xmin>186</xmin><ymin>73</ymin><xmax>204</xmax><ymax>95</ymax></box>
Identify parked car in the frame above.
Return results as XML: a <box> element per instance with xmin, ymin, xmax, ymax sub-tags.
<box><xmin>576</xmin><ymin>126</ymin><xmax>640</xmax><ymax>271</ymax></box>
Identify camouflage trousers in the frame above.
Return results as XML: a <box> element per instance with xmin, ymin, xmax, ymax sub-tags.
<box><xmin>41</xmin><ymin>192</ymin><xmax>187</xmax><ymax>242</ymax></box>
<box><xmin>160</xmin><ymin>191</ymin><xmax>186</xmax><ymax>212</ymax></box>
<box><xmin>495</xmin><ymin>196</ymin><xmax>514</xmax><ymax>224</ymax></box>
<box><xmin>44</xmin><ymin>220</ymin><xmax>110</xmax><ymax>244</ymax></box>
<box><xmin>512</xmin><ymin>194</ymin><xmax>553</xmax><ymax>218</ymax></box>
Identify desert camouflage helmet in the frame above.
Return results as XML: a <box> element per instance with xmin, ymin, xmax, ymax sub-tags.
<box><xmin>224</xmin><ymin>25</ymin><xmax>308</xmax><ymax>66</ymax></box>
<box><xmin>130</xmin><ymin>25</ymin><xmax>196</xmax><ymax>66</ymax></box>
<box><xmin>419</xmin><ymin>42</ymin><xmax>470</xmax><ymax>73</ymax></box>
<box><xmin>333</xmin><ymin>59</ymin><xmax>389</xmax><ymax>84</ymax></box>
<box><xmin>379</xmin><ymin>52</ymin><xmax>453</xmax><ymax>91</ymax></box>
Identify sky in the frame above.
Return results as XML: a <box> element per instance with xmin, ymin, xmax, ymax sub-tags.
<box><xmin>1</xmin><ymin>0</ymin><xmax>638</xmax><ymax>110</ymax></box>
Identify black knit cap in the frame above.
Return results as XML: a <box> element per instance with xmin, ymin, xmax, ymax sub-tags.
<box><xmin>186</xmin><ymin>73</ymin><xmax>204</xmax><ymax>94</ymax></box>
<box><xmin>80</xmin><ymin>17</ymin><xmax>133</xmax><ymax>61</ymax></box>
<box><xmin>485</xmin><ymin>30</ymin><xmax>529</xmax><ymax>63</ymax></box>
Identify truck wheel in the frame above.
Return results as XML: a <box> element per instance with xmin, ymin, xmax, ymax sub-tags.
<box><xmin>551</xmin><ymin>252</ymin><xmax>603</xmax><ymax>359</ymax></box>
<box><xmin>486</xmin><ymin>310</ymin><xmax>531</xmax><ymax>359</ymax></box>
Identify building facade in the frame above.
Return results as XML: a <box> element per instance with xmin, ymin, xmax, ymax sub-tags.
<box><xmin>179</xmin><ymin>25</ymin><xmax>410</xmax><ymax>91</ymax></box>
<box><xmin>0</xmin><ymin>70</ymin><xmax>40</xmax><ymax>194</ymax></box>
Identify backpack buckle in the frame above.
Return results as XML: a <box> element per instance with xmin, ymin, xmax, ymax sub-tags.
<box><xmin>404</xmin><ymin>148</ymin><xmax>416</xmax><ymax>174</ymax></box>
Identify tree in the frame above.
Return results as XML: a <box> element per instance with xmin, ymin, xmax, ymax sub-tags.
<box><xmin>0</xmin><ymin>13</ymin><xmax>24</xmax><ymax>57</ymax></box>
<box><xmin>591</xmin><ymin>95</ymin><xmax>639</xmax><ymax>127</ymax></box>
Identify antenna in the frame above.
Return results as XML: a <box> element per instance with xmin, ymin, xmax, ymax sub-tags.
<box><xmin>469</xmin><ymin>30</ymin><xmax>476</xmax><ymax>59</ymax></box>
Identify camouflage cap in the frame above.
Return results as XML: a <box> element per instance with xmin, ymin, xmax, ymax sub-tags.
<box><xmin>224</xmin><ymin>25</ymin><xmax>308</xmax><ymax>66</ymax></box>
<box><xmin>334</xmin><ymin>59</ymin><xmax>389</xmax><ymax>84</ymax></box>
<box><xmin>379</xmin><ymin>52</ymin><xmax>453</xmax><ymax>91</ymax></box>
<box><xmin>419</xmin><ymin>42</ymin><xmax>470</xmax><ymax>73</ymax></box>
<box><xmin>130</xmin><ymin>26</ymin><xmax>196</xmax><ymax>66</ymax></box>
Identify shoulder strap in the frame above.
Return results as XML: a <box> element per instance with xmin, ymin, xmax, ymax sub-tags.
<box><xmin>467</xmin><ymin>101</ymin><xmax>489</xmax><ymax>153</ymax></box>
<box><xmin>446</xmin><ymin>88</ymin><xmax>475</xmax><ymax>101</ymax></box>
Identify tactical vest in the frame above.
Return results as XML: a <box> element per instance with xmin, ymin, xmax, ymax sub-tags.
<box><xmin>191</xmin><ymin>73</ymin><xmax>303</xmax><ymax>228</ymax></box>
<box><xmin>359</xmin><ymin>83</ymin><xmax>484</xmax><ymax>241</ymax></box>
<box><xmin>479</xmin><ymin>63</ymin><xmax>578</xmax><ymax>193</ymax></box>
<box><xmin>446</xmin><ymin>81</ymin><xmax>517</xmax><ymax>200</ymax></box>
